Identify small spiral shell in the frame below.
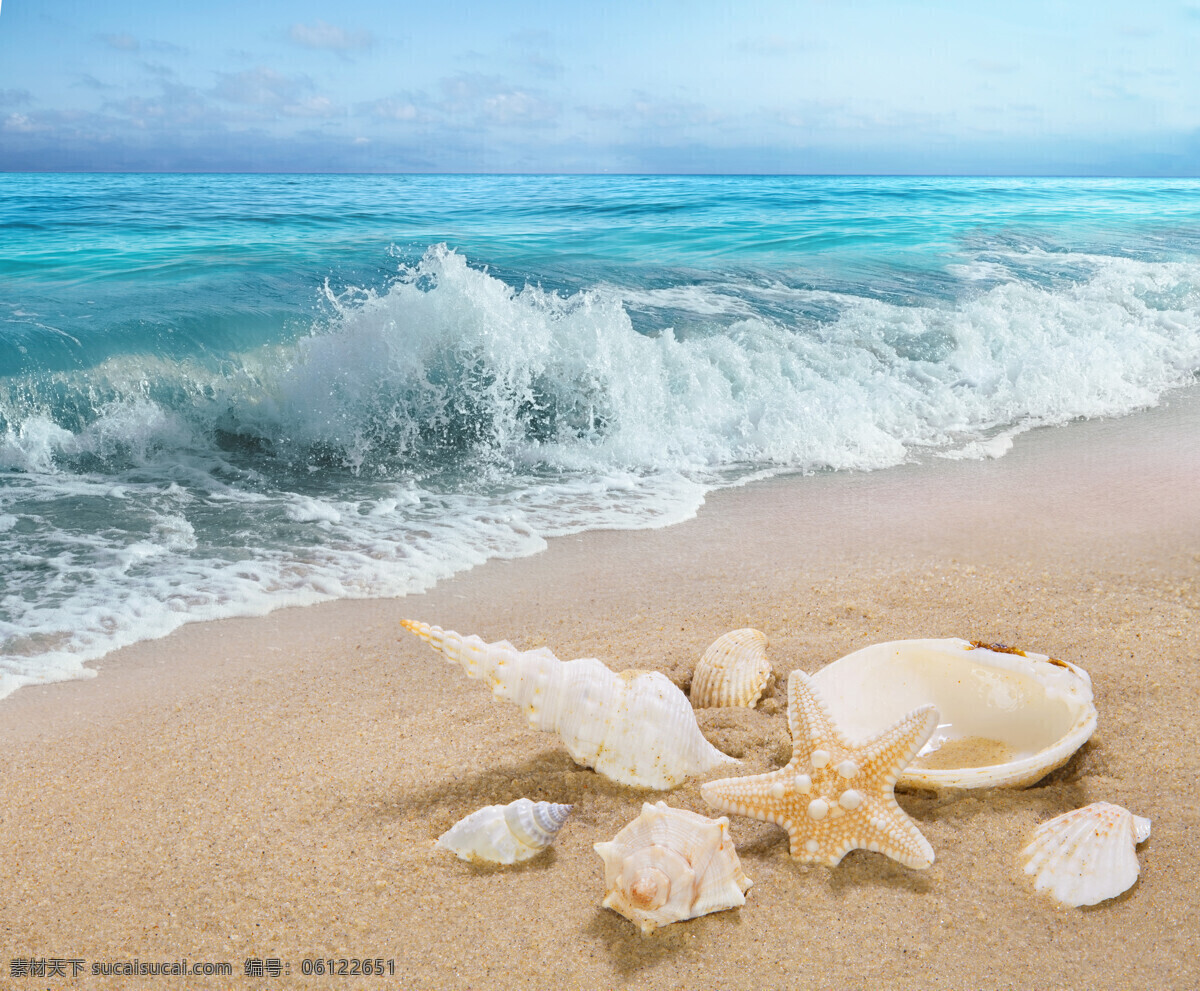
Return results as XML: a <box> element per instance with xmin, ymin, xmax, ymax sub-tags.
<box><xmin>437</xmin><ymin>799</ymin><xmax>573</xmax><ymax>865</ymax></box>
<box><xmin>594</xmin><ymin>801</ymin><xmax>752</xmax><ymax>933</ymax></box>
<box><xmin>690</xmin><ymin>629</ymin><xmax>772</xmax><ymax>708</ymax></box>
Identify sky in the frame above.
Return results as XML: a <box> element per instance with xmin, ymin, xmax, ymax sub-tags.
<box><xmin>1</xmin><ymin>0</ymin><xmax>1199</xmax><ymax>174</ymax></box>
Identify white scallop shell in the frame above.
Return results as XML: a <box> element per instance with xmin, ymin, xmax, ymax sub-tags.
<box><xmin>809</xmin><ymin>638</ymin><xmax>1097</xmax><ymax>789</ymax></box>
<box><xmin>1020</xmin><ymin>802</ymin><xmax>1151</xmax><ymax>907</ymax></box>
<box><xmin>594</xmin><ymin>801</ymin><xmax>752</xmax><ymax>934</ymax></box>
<box><xmin>436</xmin><ymin>798</ymin><xmax>573</xmax><ymax>865</ymax></box>
<box><xmin>691</xmin><ymin>629</ymin><xmax>773</xmax><ymax>708</ymax></box>
<box><xmin>401</xmin><ymin>621</ymin><xmax>739</xmax><ymax>790</ymax></box>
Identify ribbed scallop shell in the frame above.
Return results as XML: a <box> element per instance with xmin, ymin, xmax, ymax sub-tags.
<box><xmin>691</xmin><ymin>629</ymin><xmax>772</xmax><ymax>709</ymax></box>
<box><xmin>436</xmin><ymin>798</ymin><xmax>573</xmax><ymax>865</ymax></box>
<box><xmin>594</xmin><ymin>801</ymin><xmax>752</xmax><ymax>934</ymax></box>
<box><xmin>401</xmin><ymin>621</ymin><xmax>738</xmax><ymax>790</ymax></box>
<box><xmin>1020</xmin><ymin>802</ymin><xmax>1151</xmax><ymax>907</ymax></box>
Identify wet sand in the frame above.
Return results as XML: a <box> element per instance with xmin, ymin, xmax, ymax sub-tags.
<box><xmin>3</xmin><ymin>391</ymin><xmax>1200</xmax><ymax>990</ymax></box>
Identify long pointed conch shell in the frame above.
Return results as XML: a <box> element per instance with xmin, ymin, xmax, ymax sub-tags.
<box><xmin>437</xmin><ymin>798</ymin><xmax>573</xmax><ymax>865</ymax></box>
<box><xmin>595</xmin><ymin>802</ymin><xmax>752</xmax><ymax>934</ymax></box>
<box><xmin>691</xmin><ymin>628</ymin><xmax>772</xmax><ymax>708</ymax></box>
<box><xmin>1020</xmin><ymin>801</ymin><xmax>1151</xmax><ymax>907</ymax></box>
<box><xmin>401</xmin><ymin>621</ymin><xmax>739</xmax><ymax>790</ymax></box>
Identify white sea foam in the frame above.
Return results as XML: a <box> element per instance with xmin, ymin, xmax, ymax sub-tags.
<box><xmin>284</xmin><ymin>497</ymin><xmax>343</xmax><ymax>524</ymax></box>
<box><xmin>2</xmin><ymin>245</ymin><xmax>1199</xmax><ymax>700</ymax></box>
<box><xmin>218</xmin><ymin>247</ymin><xmax>1200</xmax><ymax>478</ymax></box>
<box><xmin>0</xmin><ymin>416</ymin><xmax>75</xmax><ymax>472</ymax></box>
<box><xmin>937</xmin><ymin>428</ymin><xmax>1021</xmax><ymax>461</ymax></box>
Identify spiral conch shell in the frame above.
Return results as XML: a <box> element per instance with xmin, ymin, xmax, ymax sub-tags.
<box><xmin>437</xmin><ymin>798</ymin><xmax>573</xmax><ymax>865</ymax></box>
<box><xmin>690</xmin><ymin>628</ymin><xmax>773</xmax><ymax>708</ymax></box>
<box><xmin>400</xmin><ymin>621</ymin><xmax>738</xmax><ymax>790</ymax></box>
<box><xmin>1020</xmin><ymin>802</ymin><xmax>1151</xmax><ymax>907</ymax></box>
<box><xmin>595</xmin><ymin>802</ymin><xmax>752</xmax><ymax>934</ymax></box>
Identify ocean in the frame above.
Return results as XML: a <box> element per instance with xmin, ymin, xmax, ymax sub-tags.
<box><xmin>2</xmin><ymin>173</ymin><xmax>1199</xmax><ymax>699</ymax></box>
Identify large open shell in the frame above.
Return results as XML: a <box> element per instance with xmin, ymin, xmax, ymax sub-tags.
<box><xmin>691</xmin><ymin>629</ymin><xmax>772</xmax><ymax>708</ymax></box>
<box><xmin>1020</xmin><ymin>802</ymin><xmax>1151</xmax><ymax>907</ymax></box>
<box><xmin>401</xmin><ymin>621</ymin><xmax>738</xmax><ymax>790</ymax></box>
<box><xmin>437</xmin><ymin>798</ymin><xmax>573</xmax><ymax>865</ymax></box>
<box><xmin>809</xmin><ymin>638</ymin><xmax>1097</xmax><ymax>789</ymax></box>
<box><xmin>594</xmin><ymin>802</ymin><xmax>752</xmax><ymax>934</ymax></box>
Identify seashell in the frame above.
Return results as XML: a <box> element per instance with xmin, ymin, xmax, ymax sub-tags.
<box><xmin>691</xmin><ymin>628</ymin><xmax>773</xmax><ymax>708</ymax></box>
<box><xmin>809</xmin><ymin>638</ymin><xmax>1097</xmax><ymax>789</ymax></box>
<box><xmin>401</xmin><ymin>621</ymin><xmax>739</xmax><ymax>790</ymax></box>
<box><xmin>594</xmin><ymin>801</ymin><xmax>752</xmax><ymax>933</ymax></box>
<box><xmin>1020</xmin><ymin>802</ymin><xmax>1151</xmax><ymax>907</ymax></box>
<box><xmin>436</xmin><ymin>798</ymin><xmax>573</xmax><ymax>865</ymax></box>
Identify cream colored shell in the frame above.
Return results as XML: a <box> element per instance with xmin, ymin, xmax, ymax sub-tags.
<box><xmin>809</xmin><ymin>638</ymin><xmax>1097</xmax><ymax>789</ymax></box>
<box><xmin>436</xmin><ymin>798</ymin><xmax>573</xmax><ymax>865</ymax></box>
<box><xmin>1020</xmin><ymin>802</ymin><xmax>1151</xmax><ymax>907</ymax></box>
<box><xmin>401</xmin><ymin>620</ymin><xmax>738</xmax><ymax>790</ymax></box>
<box><xmin>691</xmin><ymin>629</ymin><xmax>772</xmax><ymax>708</ymax></box>
<box><xmin>594</xmin><ymin>802</ymin><xmax>752</xmax><ymax>934</ymax></box>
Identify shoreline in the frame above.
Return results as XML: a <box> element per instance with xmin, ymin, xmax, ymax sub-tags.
<box><xmin>3</xmin><ymin>392</ymin><xmax>1199</xmax><ymax>989</ymax></box>
<box><xmin>7</xmin><ymin>386</ymin><xmax>1200</xmax><ymax>735</ymax></box>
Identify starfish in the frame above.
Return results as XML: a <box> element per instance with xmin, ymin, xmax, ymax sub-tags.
<box><xmin>700</xmin><ymin>670</ymin><xmax>938</xmax><ymax>869</ymax></box>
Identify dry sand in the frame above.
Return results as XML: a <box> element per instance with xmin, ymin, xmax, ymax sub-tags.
<box><xmin>3</xmin><ymin>392</ymin><xmax>1200</xmax><ymax>990</ymax></box>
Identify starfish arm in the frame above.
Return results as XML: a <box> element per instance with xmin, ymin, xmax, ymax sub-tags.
<box><xmin>701</xmin><ymin>770</ymin><xmax>789</xmax><ymax>824</ymax></box>
<box><xmin>785</xmin><ymin>671</ymin><xmax>848</xmax><ymax>756</ymax></box>
<box><xmin>851</xmin><ymin>796</ymin><xmax>936</xmax><ymax>868</ymax></box>
<box><xmin>779</xmin><ymin>801</ymin><xmax>933</xmax><ymax>868</ymax></box>
<box><xmin>858</xmin><ymin>704</ymin><xmax>939</xmax><ymax>783</ymax></box>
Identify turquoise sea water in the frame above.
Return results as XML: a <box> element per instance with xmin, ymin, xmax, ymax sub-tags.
<box><xmin>2</xmin><ymin>174</ymin><xmax>1199</xmax><ymax>697</ymax></box>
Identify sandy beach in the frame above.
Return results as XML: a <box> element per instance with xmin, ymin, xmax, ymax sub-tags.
<box><xmin>3</xmin><ymin>390</ymin><xmax>1200</xmax><ymax>990</ymax></box>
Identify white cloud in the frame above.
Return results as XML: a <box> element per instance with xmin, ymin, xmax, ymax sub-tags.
<box><xmin>4</xmin><ymin>113</ymin><xmax>39</xmax><ymax>133</ymax></box>
<box><xmin>105</xmin><ymin>82</ymin><xmax>220</xmax><ymax>129</ymax></box>
<box><xmin>100</xmin><ymin>33</ymin><xmax>139</xmax><ymax>52</ymax></box>
<box><xmin>282</xmin><ymin>96</ymin><xmax>341</xmax><ymax>119</ymax></box>
<box><xmin>364</xmin><ymin>97</ymin><xmax>422</xmax><ymax>122</ymax></box>
<box><xmin>141</xmin><ymin>62</ymin><xmax>177</xmax><ymax>79</ymax></box>
<box><xmin>439</xmin><ymin>74</ymin><xmax>558</xmax><ymax>126</ymax></box>
<box><xmin>212</xmin><ymin>67</ymin><xmax>311</xmax><ymax>108</ymax></box>
<box><xmin>524</xmin><ymin>53</ymin><xmax>564</xmax><ymax>79</ymax></box>
<box><xmin>582</xmin><ymin>93</ymin><xmax>728</xmax><ymax>131</ymax></box>
<box><xmin>197</xmin><ymin>69</ymin><xmax>343</xmax><ymax>121</ymax></box>
<box><xmin>288</xmin><ymin>20</ymin><xmax>373</xmax><ymax>53</ymax></box>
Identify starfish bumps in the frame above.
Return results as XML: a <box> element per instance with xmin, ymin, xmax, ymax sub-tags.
<box><xmin>700</xmin><ymin>671</ymin><xmax>938</xmax><ymax>869</ymax></box>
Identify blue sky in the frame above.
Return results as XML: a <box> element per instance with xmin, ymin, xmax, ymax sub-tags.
<box><xmin>1</xmin><ymin>0</ymin><xmax>1199</xmax><ymax>173</ymax></box>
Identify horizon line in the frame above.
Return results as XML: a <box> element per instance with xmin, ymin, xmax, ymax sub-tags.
<box><xmin>3</xmin><ymin>169</ymin><xmax>1198</xmax><ymax>179</ymax></box>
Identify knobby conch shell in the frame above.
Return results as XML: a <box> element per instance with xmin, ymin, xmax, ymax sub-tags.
<box><xmin>594</xmin><ymin>801</ymin><xmax>752</xmax><ymax>934</ymax></box>
<box><xmin>1020</xmin><ymin>801</ymin><xmax>1151</xmax><ymax>907</ymax></box>
<box><xmin>400</xmin><ymin>621</ymin><xmax>739</xmax><ymax>790</ymax></box>
<box><xmin>436</xmin><ymin>798</ymin><xmax>573</xmax><ymax>865</ymax></box>
<box><xmin>690</xmin><ymin>628</ymin><xmax>773</xmax><ymax>708</ymax></box>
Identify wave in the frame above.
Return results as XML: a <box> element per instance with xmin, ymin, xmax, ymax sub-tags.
<box><xmin>213</xmin><ymin>244</ymin><xmax>1200</xmax><ymax>473</ymax></box>
<box><xmin>1</xmin><ymin>244</ymin><xmax>1198</xmax><ymax>698</ymax></box>
<box><xmin>11</xmin><ymin>243</ymin><xmax>1198</xmax><ymax>476</ymax></box>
